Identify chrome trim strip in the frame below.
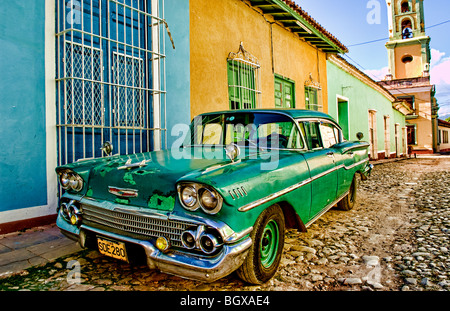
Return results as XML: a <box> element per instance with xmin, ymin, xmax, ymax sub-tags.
<box><xmin>238</xmin><ymin>158</ymin><xmax>369</xmax><ymax>212</ymax></box>
<box><xmin>310</xmin><ymin>165</ymin><xmax>338</xmax><ymax>181</ymax></box>
<box><xmin>117</xmin><ymin>159</ymin><xmax>150</xmax><ymax>170</ymax></box>
<box><xmin>342</xmin><ymin>158</ymin><xmax>369</xmax><ymax>171</ymax></box>
<box><xmin>305</xmin><ymin>190</ymin><xmax>350</xmax><ymax>228</ymax></box>
<box><xmin>229</xmin><ymin>186</ymin><xmax>248</xmax><ymax>200</ymax></box>
<box><xmin>240</xmin><ymin>186</ymin><xmax>248</xmax><ymax>196</ymax></box>
<box><xmin>341</xmin><ymin>142</ymin><xmax>370</xmax><ymax>154</ymax></box>
<box><xmin>238</xmin><ymin>178</ymin><xmax>312</xmax><ymax>212</ymax></box>
<box><xmin>224</xmin><ymin>226</ymin><xmax>253</xmax><ymax>244</ymax></box>
<box><xmin>229</xmin><ymin>190</ymin><xmax>236</xmax><ymax>200</ymax></box>
<box><xmin>108</xmin><ymin>186</ymin><xmax>139</xmax><ymax>198</ymax></box>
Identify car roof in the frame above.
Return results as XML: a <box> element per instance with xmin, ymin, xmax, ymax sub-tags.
<box><xmin>198</xmin><ymin>108</ymin><xmax>335</xmax><ymax>121</ymax></box>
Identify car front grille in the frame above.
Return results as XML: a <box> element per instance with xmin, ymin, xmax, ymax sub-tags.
<box><xmin>81</xmin><ymin>204</ymin><xmax>194</xmax><ymax>248</ymax></box>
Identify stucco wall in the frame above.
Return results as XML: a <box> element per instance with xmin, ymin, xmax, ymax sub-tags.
<box><xmin>0</xmin><ymin>0</ymin><xmax>48</xmax><ymax>212</ymax></box>
<box><xmin>164</xmin><ymin>0</ymin><xmax>191</xmax><ymax>148</ymax></box>
<box><xmin>406</xmin><ymin>88</ymin><xmax>434</xmax><ymax>151</ymax></box>
<box><xmin>327</xmin><ymin>60</ymin><xmax>406</xmax><ymax>156</ymax></box>
<box><xmin>189</xmin><ymin>0</ymin><xmax>328</xmax><ymax>118</ymax></box>
<box><xmin>438</xmin><ymin>126</ymin><xmax>450</xmax><ymax>151</ymax></box>
<box><xmin>394</xmin><ymin>44</ymin><xmax>422</xmax><ymax>79</ymax></box>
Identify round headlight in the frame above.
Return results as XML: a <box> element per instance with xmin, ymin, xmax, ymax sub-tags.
<box><xmin>199</xmin><ymin>188</ymin><xmax>222</xmax><ymax>214</ymax></box>
<box><xmin>200</xmin><ymin>189</ymin><xmax>218</xmax><ymax>209</ymax></box>
<box><xmin>181</xmin><ymin>186</ymin><xmax>198</xmax><ymax>209</ymax></box>
<box><xmin>68</xmin><ymin>174</ymin><xmax>83</xmax><ymax>192</ymax></box>
<box><xmin>199</xmin><ymin>233</ymin><xmax>220</xmax><ymax>254</ymax></box>
<box><xmin>60</xmin><ymin>173</ymin><xmax>70</xmax><ymax>189</ymax></box>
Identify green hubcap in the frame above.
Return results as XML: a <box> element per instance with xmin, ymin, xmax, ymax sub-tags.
<box><xmin>260</xmin><ymin>220</ymin><xmax>279</xmax><ymax>268</ymax></box>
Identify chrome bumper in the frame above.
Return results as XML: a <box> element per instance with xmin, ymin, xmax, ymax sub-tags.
<box><xmin>57</xmin><ymin>216</ymin><xmax>252</xmax><ymax>282</ymax></box>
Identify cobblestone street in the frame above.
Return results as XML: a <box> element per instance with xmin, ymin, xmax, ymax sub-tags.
<box><xmin>0</xmin><ymin>157</ymin><xmax>449</xmax><ymax>291</ymax></box>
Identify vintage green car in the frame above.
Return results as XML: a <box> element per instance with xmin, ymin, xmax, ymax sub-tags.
<box><xmin>56</xmin><ymin>109</ymin><xmax>372</xmax><ymax>284</ymax></box>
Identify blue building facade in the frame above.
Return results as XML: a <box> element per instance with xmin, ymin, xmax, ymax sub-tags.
<box><xmin>0</xmin><ymin>0</ymin><xmax>190</xmax><ymax>233</ymax></box>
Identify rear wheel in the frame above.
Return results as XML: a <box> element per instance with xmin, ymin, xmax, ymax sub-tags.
<box><xmin>337</xmin><ymin>175</ymin><xmax>358</xmax><ymax>211</ymax></box>
<box><xmin>236</xmin><ymin>204</ymin><xmax>285</xmax><ymax>284</ymax></box>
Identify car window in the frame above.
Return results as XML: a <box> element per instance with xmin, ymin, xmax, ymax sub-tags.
<box><xmin>319</xmin><ymin>122</ymin><xmax>341</xmax><ymax>148</ymax></box>
<box><xmin>202</xmin><ymin>123</ymin><xmax>223</xmax><ymax>145</ymax></box>
<box><xmin>298</xmin><ymin>121</ymin><xmax>323</xmax><ymax>150</ymax></box>
<box><xmin>257</xmin><ymin>121</ymin><xmax>303</xmax><ymax>149</ymax></box>
<box><xmin>186</xmin><ymin>113</ymin><xmax>303</xmax><ymax>149</ymax></box>
<box><xmin>225</xmin><ymin>123</ymin><xmax>253</xmax><ymax>145</ymax></box>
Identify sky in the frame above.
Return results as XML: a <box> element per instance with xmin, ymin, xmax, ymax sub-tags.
<box><xmin>293</xmin><ymin>0</ymin><xmax>450</xmax><ymax>119</ymax></box>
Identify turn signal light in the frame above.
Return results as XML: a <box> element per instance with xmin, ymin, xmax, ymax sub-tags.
<box><xmin>156</xmin><ymin>236</ymin><xmax>170</xmax><ymax>252</ymax></box>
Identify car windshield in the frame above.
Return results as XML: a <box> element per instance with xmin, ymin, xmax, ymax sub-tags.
<box><xmin>183</xmin><ymin>112</ymin><xmax>304</xmax><ymax>149</ymax></box>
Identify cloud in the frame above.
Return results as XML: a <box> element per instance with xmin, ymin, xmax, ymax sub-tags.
<box><xmin>429</xmin><ymin>49</ymin><xmax>450</xmax><ymax>118</ymax></box>
<box><xmin>436</xmin><ymin>84</ymin><xmax>450</xmax><ymax>117</ymax></box>
<box><xmin>430</xmin><ymin>48</ymin><xmax>445</xmax><ymax>67</ymax></box>
<box><xmin>364</xmin><ymin>66</ymin><xmax>389</xmax><ymax>81</ymax></box>
<box><xmin>430</xmin><ymin>56</ymin><xmax>450</xmax><ymax>86</ymax></box>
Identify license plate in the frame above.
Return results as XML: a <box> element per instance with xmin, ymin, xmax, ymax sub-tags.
<box><xmin>97</xmin><ymin>237</ymin><xmax>128</xmax><ymax>262</ymax></box>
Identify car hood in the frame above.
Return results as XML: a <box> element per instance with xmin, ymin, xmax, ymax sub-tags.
<box><xmin>82</xmin><ymin>148</ymin><xmax>236</xmax><ymax>211</ymax></box>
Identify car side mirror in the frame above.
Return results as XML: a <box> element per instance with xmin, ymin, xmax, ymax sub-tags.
<box><xmin>225</xmin><ymin>143</ymin><xmax>240</xmax><ymax>162</ymax></box>
<box><xmin>356</xmin><ymin>132</ymin><xmax>364</xmax><ymax>141</ymax></box>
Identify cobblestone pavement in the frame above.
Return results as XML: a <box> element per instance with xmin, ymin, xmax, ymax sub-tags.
<box><xmin>0</xmin><ymin>158</ymin><xmax>449</xmax><ymax>291</ymax></box>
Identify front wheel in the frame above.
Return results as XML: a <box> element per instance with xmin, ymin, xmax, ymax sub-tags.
<box><xmin>337</xmin><ymin>175</ymin><xmax>358</xmax><ymax>211</ymax></box>
<box><xmin>236</xmin><ymin>204</ymin><xmax>285</xmax><ymax>284</ymax></box>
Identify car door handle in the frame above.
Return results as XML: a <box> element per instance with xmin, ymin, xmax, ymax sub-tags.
<box><xmin>326</xmin><ymin>151</ymin><xmax>334</xmax><ymax>157</ymax></box>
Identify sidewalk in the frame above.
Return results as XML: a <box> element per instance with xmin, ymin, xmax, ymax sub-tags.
<box><xmin>0</xmin><ymin>223</ymin><xmax>82</xmax><ymax>279</ymax></box>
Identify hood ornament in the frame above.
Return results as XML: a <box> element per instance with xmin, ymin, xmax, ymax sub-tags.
<box><xmin>100</xmin><ymin>141</ymin><xmax>113</xmax><ymax>156</ymax></box>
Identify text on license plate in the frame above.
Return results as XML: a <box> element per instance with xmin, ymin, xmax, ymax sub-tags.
<box><xmin>97</xmin><ymin>237</ymin><xmax>128</xmax><ymax>261</ymax></box>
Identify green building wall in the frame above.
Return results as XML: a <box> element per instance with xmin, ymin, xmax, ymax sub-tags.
<box><xmin>327</xmin><ymin>60</ymin><xmax>406</xmax><ymax>157</ymax></box>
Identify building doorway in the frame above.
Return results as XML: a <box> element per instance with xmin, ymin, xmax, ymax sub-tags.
<box><xmin>384</xmin><ymin>116</ymin><xmax>390</xmax><ymax>158</ymax></box>
<box><xmin>369</xmin><ymin>110</ymin><xmax>377</xmax><ymax>159</ymax></box>
<box><xmin>337</xmin><ymin>96</ymin><xmax>349</xmax><ymax>140</ymax></box>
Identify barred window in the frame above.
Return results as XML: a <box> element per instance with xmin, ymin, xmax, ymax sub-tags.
<box><xmin>227</xmin><ymin>43</ymin><xmax>261</xmax><ymax>110</ymax></box>
<box><xmin>305</xmin><ymin>87</ymin><xmax>321</xmax><ymax>111</ymax></box>
<box><xmin>56</xmin><ymin>0</ymin><xmax>167</xmax><ymax>164</ymax></box>
<box><xmin>304</xmin><ymin>73</ymin><xmax>322</xmax><ymax>111</ymax></box>
<box><xmin>112</xmin><ymin>52</ymin><xmax>145</xmax><ymax>128</ymax></box>
<box><xmin>64</xmin><ymin>42</ymin><xmax>103</xmax><ymax>126</ymax></box>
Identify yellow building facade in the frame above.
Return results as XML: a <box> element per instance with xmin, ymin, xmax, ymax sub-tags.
<box><xmin>189</xmin><ymin>0</ymin><xmax>346</xmax><ymax>118</ymax></box>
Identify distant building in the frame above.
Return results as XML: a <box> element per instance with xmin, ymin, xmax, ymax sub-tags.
<box><xmin>438</xmin><ymin>119</ymin><xmax>450</xmax><ymax>153</ymax></box>
<box><xmin>379</xmin><ymin>0</ymin><xmax>439</xmax><ymax>154</ymax></box>
<box><xmin>327</xmin><ymin>55</ymin><xmax>411</xmax><ymax>160</ymax></box>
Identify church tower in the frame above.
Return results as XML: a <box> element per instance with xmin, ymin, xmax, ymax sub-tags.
<box><xmin>381</xmin><ymin>0</ymin><xmax>438</xmax><ymax>154</ymax></box>
<box><xmin>385</xmin><ymin>0</ymin><xmax>431</xmax><ymax>80</ymax></box>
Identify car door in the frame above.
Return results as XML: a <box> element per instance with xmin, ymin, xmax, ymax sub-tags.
<box><xmin>323</xmin><ymin>122</ymin><xmax>356</xmax><ymax>199</ymax></box>
<box><xmin>299</xmin><ymin>120</ymin><xmax>338</xmax><ymax>220</ymax></box>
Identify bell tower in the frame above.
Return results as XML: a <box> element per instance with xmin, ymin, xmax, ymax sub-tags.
<box><xmin>385</xmin><ymin>0</ymin><xmax>431</xmax><ymax>80</ymax></box>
